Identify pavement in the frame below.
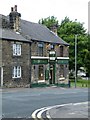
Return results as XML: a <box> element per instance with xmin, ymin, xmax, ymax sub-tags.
<box><xmin>47</xmin><ymin>102</ymin><xmax>89</xmax><ymax>119</ymax></box>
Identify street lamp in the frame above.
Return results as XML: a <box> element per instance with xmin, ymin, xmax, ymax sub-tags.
<box><xmin>75</xmin><ymin>35</ymin><xmax>77</xmax><ymax>88</ymax></box>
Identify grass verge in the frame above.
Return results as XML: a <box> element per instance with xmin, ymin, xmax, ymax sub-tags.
<box><xmin>70</xmin><ymin>79</ymin><xmax>90</xmax><ymax>88</ymax></box>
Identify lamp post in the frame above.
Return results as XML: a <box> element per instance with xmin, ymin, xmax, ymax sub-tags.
<box><xmin>75</xmin><ymin>35</ymin><xmax>77</xmax><ymax>88</ymax></box>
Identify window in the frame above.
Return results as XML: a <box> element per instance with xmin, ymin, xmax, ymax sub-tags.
<box><xmin>60</xmin><ymin>46</ymin><xmax>63</xmax><ymax>57</ymax></box>
<box><xmin>39</xmin><ymin>65</ymin><xmax>44</xmax><ymax>80</ymax></box>
<box><xmin>12</xmin><ymin>66</ymin><xmax>21</xmax><ymax>78</ymax></box>
<box><xmin>50</xmin><ymin>44</ymin><xmax>54</xmax><ymax>49</ymax></box>
<box><xmin>13</xmin><ymin>44</ymin><xmax>21</xmax><ymax>56</ymax></box>
<box><xmin>60</xmin><ymin>65</ymin><xmax>64</xmax><ymax>77</ymax></box>
<box><xmin>38</xmin><ymin>43</ymin><xmax>43</xmax><ymax>56</ymax></box>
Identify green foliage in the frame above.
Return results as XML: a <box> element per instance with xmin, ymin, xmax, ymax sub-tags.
<box><xmin>38</xmin><ymin>16</ymin><xmax>59</xmax><ymax>29</ymax></box>
<box><xmin>70</xmin><ymin>79</ymin><xmax>89</xmax><ymax>88</ymax></box>
<box><xmin>84</xmin><ymin>34</ymin><xmax>90</xmax><ymax>76</ymax></box>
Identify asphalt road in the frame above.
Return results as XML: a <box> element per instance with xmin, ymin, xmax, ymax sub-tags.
<box><xmin>1</xmin><ymin>87</ymin><xmax>88</xmax><ymax>118</ymax></box>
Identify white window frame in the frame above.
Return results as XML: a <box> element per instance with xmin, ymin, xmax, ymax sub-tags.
<box><xmin>13</xmin><ymin>44</ymin><xmax>21</xmax><ymax>56</ymax></box>
<box><xmin>12</xmin><ymin>66</ymin><xmax>21</xmax><ymax>78</ymax></box>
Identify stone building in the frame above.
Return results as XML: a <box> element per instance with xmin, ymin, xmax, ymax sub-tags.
<box><xmin>0</xmin><ymin>25</ymin><xmax>31</xmax><ymax>87</ymax></box>
<box><xmin>0</xmin><ymin>5</ymin><xmax>69</xmax><ymax>87</ymax></box>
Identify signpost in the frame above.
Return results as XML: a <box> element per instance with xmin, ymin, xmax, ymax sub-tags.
<box><xmin>49</xmin><ymin>51</ymin><xmax>56</xmax><ymax>64</ymax></box>
<box><xmin>31</xmin><ymin>59</ymin><xmax>48</xmax><ymax>64</ymax></box>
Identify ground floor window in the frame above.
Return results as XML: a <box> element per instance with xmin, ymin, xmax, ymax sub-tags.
<box><xmin>60</xmin><ymin>65</ymin><xmax>64</xmax><ymax>77</ymax></box>
<box><xmin>38</xmin><ymin>65</ymin><xmax>44</xmax><ymax>80</ymax></box>
<box><xmin>12</xmin><ymin>66</ymin><xmax>21</xmax><ymax>78</ymax></box>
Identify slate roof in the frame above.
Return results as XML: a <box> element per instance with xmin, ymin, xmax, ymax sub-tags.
<box><xmin>0</xmin><ymin>28</ymin><xmax>30</xmax><ymax>42</ymax></box>
<box><xmin>0</xmin><ymin>14</ymin><xmax>30</xmax><ymax>42</ymax></box>
<box><xmin>0</xmin><ymin>14</ymin><xmax>69</xmax><ymax>45</ymax></box>
<box><xmin>21</xmin><ymin>20</ymin><xmax>69</xmax><ymax>45</ymax></box>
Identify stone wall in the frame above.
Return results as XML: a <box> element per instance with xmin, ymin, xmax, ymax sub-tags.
<box><xmin>2</xmin><ymin>40</ymin><xmax>31</xmax><ymax>87</ymax></box>
<box><xmin>31</xmin><ymin>42</ymin><xmax>38</xmax><ymax>56</ymax></box>
<box><xmin>31</xmin><ymin>42</ymin><xmax>69</xmax><ymax>57</ymax></box>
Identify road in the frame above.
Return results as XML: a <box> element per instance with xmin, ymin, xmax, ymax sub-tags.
<box><xmin>1</xmin><ymin>87</ymin><xmax>88</xmax><ymax>118</ymax></box>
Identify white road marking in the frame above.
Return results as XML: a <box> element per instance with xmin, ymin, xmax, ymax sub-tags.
<box><xmin>31</xmin><ymin>107</ymin><xmax>46</xmax><ymax>120</ymax></box>
<box><xmin>37</xmin><ymin>106</ymin><xmax>53</xmax><ymax>120</ymax></box>
<box><xmin>31</xmin><ymin>102</ymin><xmax>88</xmax><ymax>120</ymax></box>
<box><xmin>69</xmin><ymin>112</ymin><xmax>76</xmax><ymax>115</ymax></box>
<box><xmin>31</xmin><ymin>103</ymin><xmax>73</xmax><ymax>119</ymax></box>
<box><xmin>73</xmin><ymin>101</ymin><xmax>88</xmax><ymax>105</ymax></box>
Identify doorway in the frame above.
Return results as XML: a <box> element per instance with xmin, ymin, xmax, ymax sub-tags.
<box><xmin>50</xmin><ymin>65</ymin><xmax>55</xmax><ymax>84</ymax></box>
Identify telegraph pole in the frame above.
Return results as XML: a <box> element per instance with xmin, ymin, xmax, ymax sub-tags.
<box><xmin>75</xmin><ymin>35</ymin><xmax>77</xmax><ymax>88</ymax></box>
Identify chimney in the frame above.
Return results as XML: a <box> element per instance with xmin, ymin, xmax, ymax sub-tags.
<box><xmin>9</xmin><ymin>5</ymin><xmax>21</xmax><ymax>32</ymax></box>
<box><xmin>11</xmin><ymin>7</ymin><xmax>14</xmax><ymax>12</ymax></box>
<box><xmin>50</xmin><ymin>24</ymin><xmax>58</xmax><ymax>36</ymax></box>
<box><xmin>14</xmin><ymin>5</ymin><xmax>17</xmax><ymax>12</ymax></box>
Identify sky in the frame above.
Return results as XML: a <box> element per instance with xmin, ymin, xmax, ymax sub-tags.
<box><xmin>0</xmin><ymin>0</ymin><xmax>89</xmax><ymax>30</ymax></box>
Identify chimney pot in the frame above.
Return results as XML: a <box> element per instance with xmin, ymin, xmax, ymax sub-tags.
<box><xmin>11</xmin><ymin>7</ymin><xmax>13</xmax><ymax>12</ymax></box>
<box><xmin>15</xmin><ymin>5</ymin><xmax>17</xmax><ymax>11</ymax></box>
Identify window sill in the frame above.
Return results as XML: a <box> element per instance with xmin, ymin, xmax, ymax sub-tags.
<box><xmin>13</xmin><ymin>55</ymin><xmax>21</xmax><ymax>57</ymax></box>
<box><xmin>12</xmin><ymin>77</ymin><xmax>21</xmax><ymax>79</ymax></box>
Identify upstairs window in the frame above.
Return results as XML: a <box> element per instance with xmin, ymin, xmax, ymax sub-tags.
<box><xmin>60</xmin><ymin>46</ymin><xmax>63</xmax><ymax>57</ymax></box>
<box><xmin>12</xmin><ymin>66</ymin><xmax>21</xmax><ymax>78</ymax></box>
<box><xmin>13</xmin><ymin>44</ymin><xmax>21</xmax><ymax>56</ymax></box>
<box><xmin>38</xmin><ymin>43</ymin><xmax>43</xmax><ymax>56</ymax></box>
<box><xmin>50</xmin><ymin>44</ymin><xmax>54</xmax><ymax>50</ymax></box>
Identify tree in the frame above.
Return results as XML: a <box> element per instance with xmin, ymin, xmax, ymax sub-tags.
<box><xmin>38</xmin><ymin>16</ymin><xmax>59</xmax><ymax>29</ymax></box>
<box><xmin>84</xmin><ymin>34</ymin><xmax>90</xmax><ymax>76</ymax></box>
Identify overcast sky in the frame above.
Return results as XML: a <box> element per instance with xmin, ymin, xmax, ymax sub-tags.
<box><xmin>0</xmin><ymin>0</ymin><xmax>89</xmax><ymax>30</ymax></box>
